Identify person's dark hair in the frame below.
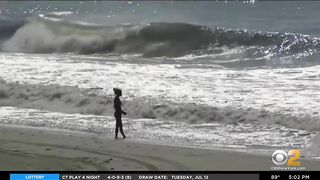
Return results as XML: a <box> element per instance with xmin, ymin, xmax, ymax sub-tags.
<box><xmin>113</xmin><ymin>88</ymin><xmax>122</xmax><ymax>96</ymax></box>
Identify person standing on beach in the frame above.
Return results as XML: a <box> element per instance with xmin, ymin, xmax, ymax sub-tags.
<box><xmin>113</xmin><ymin>88</ymin><xmax>127</xmax><ymax>139</ymax></box>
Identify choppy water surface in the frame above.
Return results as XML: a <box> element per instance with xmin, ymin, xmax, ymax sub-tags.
<box><xmin>1</xmin><ymin>1</ymin><xmax>320</xmax><ymax>158</ymax></box>
<box><xmin>0</xmin><ymin>106</ymin><xmax>314</xmax><ymax>153</ymax></box>
<box><xmin>0</xmin><ymin>53</ymin><xmax>320</xmax><ymax>129</ymax></box>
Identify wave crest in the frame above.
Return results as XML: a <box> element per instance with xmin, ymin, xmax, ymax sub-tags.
<box><xmin>1</xmin><ymin>15</ymin><xmax>320</xmax><ymax>62</ymax></box>
<box><xmin>1</xmin><ymin>80</ymin><xmax>319</xmax><ymax>131</ymax></box>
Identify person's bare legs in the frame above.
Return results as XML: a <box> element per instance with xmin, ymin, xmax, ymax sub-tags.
<box><xmin>115</xmin><ymin>114</ymin><xmax>121</xmax><ymax>139</ymax></box>
<box><xmin>115</xmin><ymin>126</ymin><xmax>119</xmax><ymax>139</ymax></box>
<box><xmin>115</xmin><ymin>114</ymin><xmax>125</xmax><ymax>139</ymax></box>
<box><xmin>119</xmin><ymin>126</ymin><xmax>126</xmax><ymax>138</ymax></box>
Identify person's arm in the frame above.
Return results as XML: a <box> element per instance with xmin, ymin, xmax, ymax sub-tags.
<box><xmin>120</xmin><ymin>99</ymin><xmax>127</xmax><ymax>115</ymax></box>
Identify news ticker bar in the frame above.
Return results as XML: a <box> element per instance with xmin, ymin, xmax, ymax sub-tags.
<box><xmin>11</xmin><ymin>174</ymin><xmax>257</xmax><ymax>180</ymax></box>
<box><xmin>6</xmin><ymin>172</ymin><xmax>320</xmax><ymax>180</ymax></box>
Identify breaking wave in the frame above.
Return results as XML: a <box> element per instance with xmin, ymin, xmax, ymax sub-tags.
<box><xmin>0</xmin><ymin>80</ymin><xmax>319</xmax><ymax>132</ymax></box>
<box><xmin>1</xmin><ymin>14</ymin><xmax>320</xmax><ymax>66</ymax></box>
<box><xmin>0</xmin><ymin>18</ymin><xmax>25</xmax><ymax>41</ymax></box>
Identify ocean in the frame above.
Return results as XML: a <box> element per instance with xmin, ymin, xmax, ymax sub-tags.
<box><xmin>0</xmin><ymin>1</ymin><xmax>320</xmax><ymax>158</ymax></box>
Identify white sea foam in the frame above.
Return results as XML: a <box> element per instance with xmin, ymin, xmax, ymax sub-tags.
<box><xmin>0</xmin><ymin>106</ymin><xmax>314</xmax><ymax>154</ymax></box>
<box><xmin>0</xmin><ymin>53</ymin><xmax>319</xmax><ymax>131</ymax></box>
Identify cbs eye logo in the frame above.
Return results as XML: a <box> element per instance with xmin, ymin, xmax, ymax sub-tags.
<box><xmin>272</xmin><ymin>150</ymin><xmax>301</xmax><ymax>166</ymax></box>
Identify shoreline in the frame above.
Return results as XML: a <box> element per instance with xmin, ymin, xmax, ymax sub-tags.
<box><xmin>1</xmin><ymin>124</ymin><xmax>320</xmax><ymax>171</ymax></box>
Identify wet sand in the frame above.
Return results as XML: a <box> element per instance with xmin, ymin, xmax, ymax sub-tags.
<box><xmin>0</xmin><ymin>125</ymin><xmax>320</xmax><ymax>171</ymax></box>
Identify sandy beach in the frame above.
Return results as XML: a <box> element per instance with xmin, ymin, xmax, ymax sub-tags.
<box><xmin>0</xmin><ymin>125</ymin><xmax>319</xmax><ymax>171</ymax></box>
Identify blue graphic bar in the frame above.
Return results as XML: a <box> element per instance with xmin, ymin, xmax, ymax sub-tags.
<box><xmin>10</xmin><ymin>174</ymin><xmax>59</xmax><ymax>180</ymax></box>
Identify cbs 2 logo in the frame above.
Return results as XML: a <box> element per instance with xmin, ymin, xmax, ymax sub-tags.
<box><xmin>272</xmin><ymin>150</ymin><xmax>301</xmax><ymax>166</ymax></box>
